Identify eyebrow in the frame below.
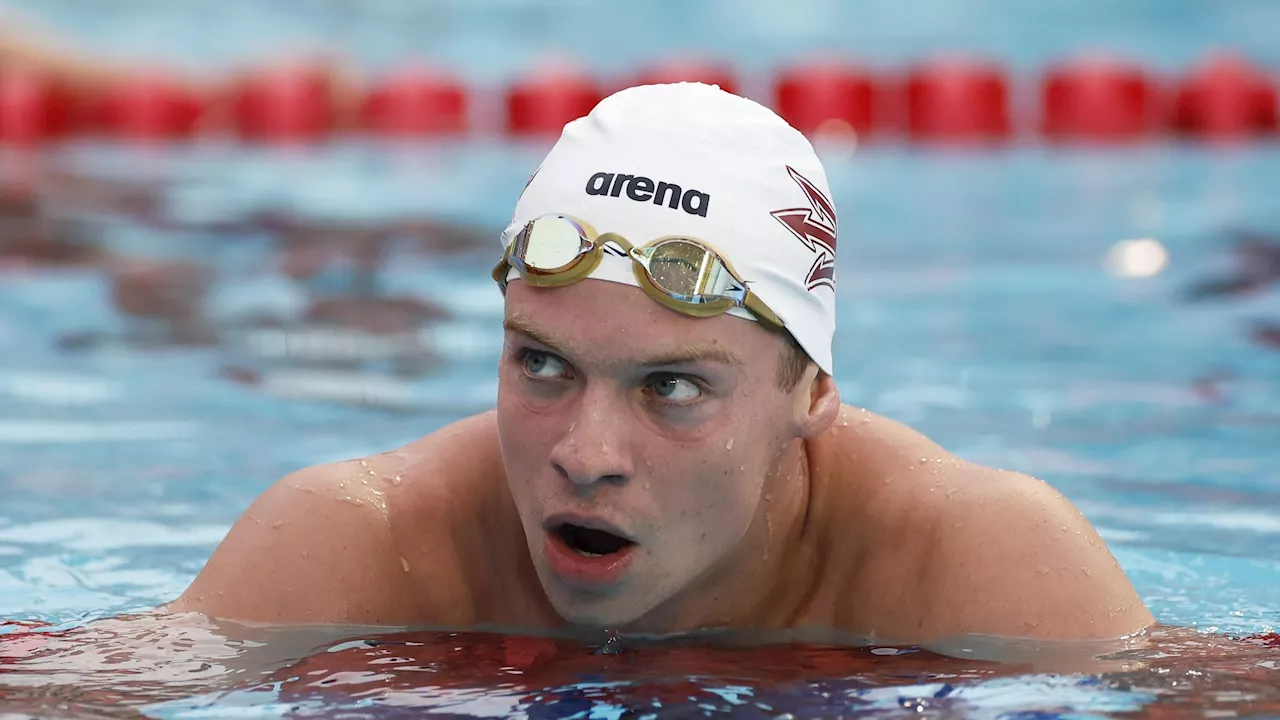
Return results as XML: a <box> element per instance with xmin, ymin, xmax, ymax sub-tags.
<box><xmin>503</xmin><ymin>315</ymin><xmax>742</xmax><ymax>368</ymax></box>
<box><xmin>634</xmin><ymin>343</ymin><xmax>741</xmax><ymax>368</ymax></box>
<box><xmin>503</xmin><ymin>315</ymin><xmax>572</xmax><ymax>358</ymax></box>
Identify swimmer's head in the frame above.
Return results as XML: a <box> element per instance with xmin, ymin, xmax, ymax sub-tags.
<box><xmin>495</xmin><ymin>83</ymin><xmax>842</xmax><ymax>629</ymax></box>
<box><xmin>499</xmin><ymin>82</ymin><xmax>838</xmax><ymax>375</ymax></box>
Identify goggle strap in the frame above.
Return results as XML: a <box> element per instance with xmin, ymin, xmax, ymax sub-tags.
<box><xmin>743</xmin><ymin>293</ymin><xmax>784</xmax><ymax>329</ymax></box>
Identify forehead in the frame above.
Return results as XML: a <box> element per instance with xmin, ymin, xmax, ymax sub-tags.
<box><xmin>502</xmin><ymin>279</ymin><xmax>781</xmax><ymax>367</ymax></box>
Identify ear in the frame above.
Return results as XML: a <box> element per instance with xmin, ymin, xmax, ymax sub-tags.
<box><xmin>793</xmin><ymin>367</ymin><xmax>840</xmax><ymax>439</ymax></box>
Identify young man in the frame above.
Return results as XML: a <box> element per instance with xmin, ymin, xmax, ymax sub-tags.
<box><xmin>165</xmin><ymin>83</ymin><xmax>1154</xmax><ymax>644</ymax></box>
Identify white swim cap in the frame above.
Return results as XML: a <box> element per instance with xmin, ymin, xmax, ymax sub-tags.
<box><xmin>500</xmin><ymin>82</ymin><xmax>838</xmax><ymax>375</ymax></box>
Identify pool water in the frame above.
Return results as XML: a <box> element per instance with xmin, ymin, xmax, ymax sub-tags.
<box><xmin>3</xmin><ymin>0</ymin><xmax>1280</xmax><ymax>717</ymax></box>
<box><xmin>3</xmin><ymin>138</ymin><xmax>1279</xmax><ymax>718</ymax></box>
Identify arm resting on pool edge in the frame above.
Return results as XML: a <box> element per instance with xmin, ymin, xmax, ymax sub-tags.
<box><xmin>161</xmin><ymin>460</ymin><xmax>429</xmax><ymax>625</ymax></box>
<box><xmin>909</xmin><ymin>467</ymin><xmax>1155</xmax><ymax>642</ymax></box>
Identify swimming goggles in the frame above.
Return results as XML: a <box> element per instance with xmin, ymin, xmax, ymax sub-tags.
<box><xmin>492</xmin><ymin>214</ymin><xmax>784</xmax><ymax>330</ymax></box>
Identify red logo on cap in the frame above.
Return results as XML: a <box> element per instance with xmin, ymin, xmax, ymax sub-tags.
<box><xmin>770</xmin><ymin>166</ymin><xmax>837</xmax><ymax>291</ymax></box>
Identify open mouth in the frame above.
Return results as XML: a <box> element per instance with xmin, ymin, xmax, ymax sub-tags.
<box><xmin>553</xmin><ymin>523</ymin><xmax>635</xmax><ymax>558</ymax></box>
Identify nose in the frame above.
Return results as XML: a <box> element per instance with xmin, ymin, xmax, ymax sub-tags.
<box><xmin>547</xmin><ymin>383</ymin><xmax>634</xmax><ymax>490</ymax></box>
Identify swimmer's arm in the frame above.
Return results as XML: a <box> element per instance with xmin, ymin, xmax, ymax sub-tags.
<box><xmin>162</xmin><ymin>462</ymin><xmax>423</xmax><ymax>625</ymax></box>
<box><xmin>914</xmin><ymin>469</ymin><xmax>1155</xmax><ymax>642</ymax></box>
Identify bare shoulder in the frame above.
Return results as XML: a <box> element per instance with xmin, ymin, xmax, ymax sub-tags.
<box><xmin>818</xmin><ymin>407</ymin><xmax>1153</xmax><ymax>642</ymax></box>
<box><xmin>913</xmin><ymin>464</ymin><xmax>1153</xmax><ymax>641</ymax></box>
<box><xmin>164</xmin><ymin>411</ymin><xmax>504</xmax><ymax>625</ymax></box>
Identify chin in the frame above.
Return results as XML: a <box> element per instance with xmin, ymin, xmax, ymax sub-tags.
<box><xmin>541</xmin><ymin>586</ymin><xmax>653</xmax><ymax>628</ymax></box>
<box><xmin>532</xmin><ymin>556</ymin><xmax>665</xmax><ymax>628</ymax></box>
<box><xmin>554</xmin><ymin>604</ymin><xmax>638</xmax><ymax>629</ymax></box>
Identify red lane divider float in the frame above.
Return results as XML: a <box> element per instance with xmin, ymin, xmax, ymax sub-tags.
<box><xmin>229</xmin><ymin>64</ymin><xmax>337</xmax><ymax>142</ymax></box>
<box><xmin>1041</xmin><ymin>58</ymin><xmax>1160</xmax><ymax>143</ymax></box>
<box><xmin>0</xmin><ymin>65</ymin><xmax>76</xmax><ymax>144</ymax></box>
<box><xmin>774</xmin><ymin>61</ymin><xmax>878</xmax><ymax>140</ymax></box>
<box><xmin>904</xmin><ymin>58</ymin><xmax>1011</xmax><ymax>143</ymax></box>
<box><xmin>1173</xmin><ymin>53</ymin><xmax>1279</xmax><ymax>140</ymax></box>
<box><xmin>87</xmin><ymin>72</ymin><xmax>207</xmax><ymax>141</ymax></box>
<box><xmin>505</xmin><ymin>67</ymin><xmax>601</xmax><ymax>137</ymax></box>
<box><xmin>360</xmin><ymin>65</ymin><xmax>468</xmax><ymax>136</ymax></box>
<box><xmin>632</xmin><ymin>59</ymin><xmax>739</xmax><ymax>97</ymax></box>
<box><xmin>2</xmin><ymin>55</ymin><xmax>1278</xmax><ymax>145</ymax></box>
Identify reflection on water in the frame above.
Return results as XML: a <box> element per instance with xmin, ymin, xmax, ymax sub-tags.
<box><xmin>1</xmin><ymin>151</ymin><xmax>499</xmax><ymax>413</ymax></box>
<box><xmin>1</xmin><ymin>614</ymin><xmax>1278</xmax><ymax>719</ymax></box>
<box><xmin>5</xmin><ymin>144</ymin><xmax>1280</xmax><ymax>717</ymax></box>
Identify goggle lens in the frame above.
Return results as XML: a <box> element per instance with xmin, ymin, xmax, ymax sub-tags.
<box><xmin>647</xmin><ymin>239</ymin><xmax>735</xmax><ymax>302</ymax></box>
<box><xmin>520</xmin><ymin>216</ymin><xmax>589</xmax><ymax>272</ymax></box>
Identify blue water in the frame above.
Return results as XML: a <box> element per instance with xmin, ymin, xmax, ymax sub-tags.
<box><xmin>3</xmin><ymin>0</ymin><xmax>1280</xmax><ymax>717</ymax></box>
<box><xmin>9</xmin><ymin>0</ymin><xmax>1280</xmax><ymax>78</ymax></box>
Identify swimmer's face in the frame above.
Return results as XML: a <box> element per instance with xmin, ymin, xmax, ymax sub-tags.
<box><xmin>497</xmin><ymin>278</ymin><xmax>831</xmax><ymax>629</ymax></box>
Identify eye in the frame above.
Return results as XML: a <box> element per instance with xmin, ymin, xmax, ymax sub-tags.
<box><xmin>647</xmin><ymin>373</ymin><xmax>703</xmax><ymax>403</ymax></box>
<box><xmin>519</xmin><ymin>349</ymin><xmax>570</xmax><ymax>380</ymax></box>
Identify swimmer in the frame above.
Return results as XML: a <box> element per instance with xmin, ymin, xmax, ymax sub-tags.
<box><xmin>165</xmin><ymin>83</ymin><xmax>1154</xmax><ymax>644</ymax></box>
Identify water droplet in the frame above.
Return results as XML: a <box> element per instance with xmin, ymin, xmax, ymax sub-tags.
<box><xmin>301</xmin><ymin>549</ymin><xmax>309</xmax><ymax>559</ymax></box>
<box><xmin>569</xmin><ymin>421</ymin><xmax>577</xmax><ymax>433</ymax></box>
<box><xmin>1061</xmin><ymin>526</ymin><xmax>1069</xmax><ymax>533</ymax></box>
<box><xmin>1036</xmin><ymin>566</ymin><xmax>1050</xmax><ymax>575</ymax></box>
<box><xmin>391</xmin><ymin>474</ymin><xmax>403</xmax><ymax>486</ymax></box>
<box><xmin>597</xmin><ymin>630</ymin><xmax>625</xmax><ymax>655</ymax></box>
<box><xmin>725</xmin><ymin>438</ymin><xmax>735</xmax><ymax>450</ymax></box>
<box><xmin>270</xmin><ymin>520</ymin><xmax>285</xmax><ymax>529</ymax></box>
<box><xmin>400</xmin><ymin>557</ymin><xmax>411</xmax><ymax>573</ymax></box>
<box><xmin>945</xmin><ymin>488</ymin><xmax>956</xmax><ymax>498</ymax></box>
<box><xmin>1083</xmin><ymin>567</ymin><xmax>1093</xmax><ymax>578</ymax></box>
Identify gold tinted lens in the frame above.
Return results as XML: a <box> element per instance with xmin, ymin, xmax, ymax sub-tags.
<box><xmin>522</xmin><ymin>216</ymin><xmax>588</xmax><ymax>272</ymax></box>
<box><xmin>646</xmin><ymin>240</ymin><xmax>713</xmax><ymax>298</ymax></box>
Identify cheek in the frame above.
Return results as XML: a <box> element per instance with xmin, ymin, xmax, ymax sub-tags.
<box><xmin>648</xmin><ymin>440</ymin><xmax>766</xmax><ymax>534</ymax></box>
<box><xmin>496</xmin><ymin>382</ymin><xmax>556</xmax><ymax>475</ymax></box>
<box><xmin>705</xmin><ymin>419</ymin><xmax>786</xmax><ymax>508</ymax></box>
